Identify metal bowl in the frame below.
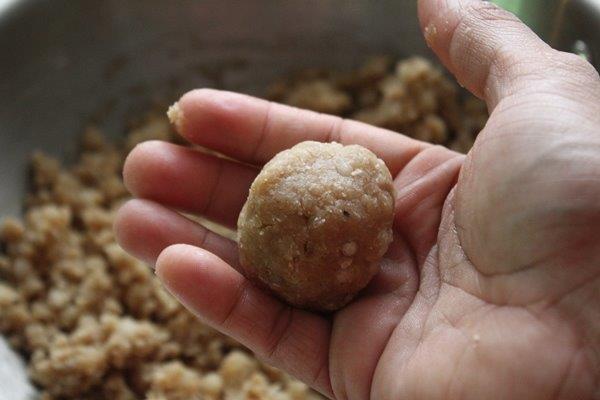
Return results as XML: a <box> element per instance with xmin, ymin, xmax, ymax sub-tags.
<box><xmin>0</xmin><ymin>1</ymin><xmax>598</xmax><ymax>398</ymax></box>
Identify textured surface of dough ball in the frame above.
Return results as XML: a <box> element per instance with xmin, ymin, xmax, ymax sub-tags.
<box><xmin>237</xmin><ymin>141</ymin><xmax>395</xmax><ymax>311</ymax></box>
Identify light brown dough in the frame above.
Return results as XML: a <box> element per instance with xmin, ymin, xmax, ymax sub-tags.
<box><xmin>237</xmin><ymin>141</ymin><xmax>395</xmax><ymax>311</ymax></box>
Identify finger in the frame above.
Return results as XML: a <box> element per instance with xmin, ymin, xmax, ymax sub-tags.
<box><xmin>114</xmin><ymin>199</ymin><xmax>239</xmax><ymax>268</ymax></box>
<box><xmin>418</xmin><ymin>0</ymin><xmax>600</xmax><ymax>109</ymax></box>
<box><xmin>169</xmin><ymin>88</ymin><xmax>428</xmax><ymax>175</ymax></box>
<box><xmin>328</xmin><ymin>235</ymin><xmax>419</xmax><ymax>400</ymax></box>
<box><xmin>393</xmin><ymin>146</ymin><xmax>465</xmax><ymax>263</ymax></box>
<box><xmin>155</xmin><ymin>244</ymin><xmax>333</xmax><ymax>396</ymax></box>
<box><xmin>123</xmin><ymin>140</ymin><xmax>257</xmax><ymax>227</ymax></box>
<box><xmin>419</xmin><ymin>0</ymin><xmax>600</xmax><ymax>284</ymax></box>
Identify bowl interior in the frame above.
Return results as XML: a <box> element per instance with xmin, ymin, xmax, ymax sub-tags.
<box><xmin>0</xmin><ymin>0</ymin><xmax>429</xmax><ymax>217</ymax></box>
<box><xmin>0</xmin><ymin>1</ymin><xmax>426</xmax><ymax>397</ymax></box>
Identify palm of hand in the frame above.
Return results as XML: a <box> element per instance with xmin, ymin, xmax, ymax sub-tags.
<box><xmin>331</xmin><ymin>89</ymin><xmax>600</xmax><ymax>399</ymax></box>
<box><xmin>115</xmin><ymin>1</ymin><xmax>600</xmax><ymax>399</ymax></box>
<box><xmin>366</xmin><ymin>120</ymin><xmax>599</xmax><ymax>400</ymax></box>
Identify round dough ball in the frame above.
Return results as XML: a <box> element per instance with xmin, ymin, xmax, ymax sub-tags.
<box><xmin>237</xmin><ymin>141</ymin><xmax>395</xmax><ymax>311</ymax></box>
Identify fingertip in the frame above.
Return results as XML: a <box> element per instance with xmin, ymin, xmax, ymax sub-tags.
<box><xmin>122</xmin><ymin>140</ymin><xmax>169</xmax><ymax>195</ymax></box>
<box><xmin>175</xmin><ymin>88</ymin><xmax>267</xmax><ymax>155</ymax></box>
<box><xmin>416</xmin><ymin>0</ymin><xmax>443</xmax><ymax>32</ymax></box>
<box><xmin>155</xmin><ymin>244</ymin><xmax>240</xmax><ymax>323</ymax></box>
<box><xmin>113</xmin><ymin>199</ymin><xmax>142</xmax><ymax>248</ymax></box>
<box><xmin>155</xmin><ymin>243</ymin><xmax>200</xmax><ymax>283</ymax></box>
<box><xmin>113</xmin><ymin>199</ymin><xmax>163</xmax><ymax>264</ymax></box>
<box><xmin>177</xmin><ymin>88</ymin><xmax>240</xmax><ymax>137</ymax></box>
<box><xmin>113</xmin><ymin>198</ymin><xmax>136</xmax><ymax>247</ymax></box>
<box><xmin>178</xmin><ymin>88</ymin><xmax>250</xmax><ymax>116</ymax></box>
<box><xmin>156</xmin><ymin>244</ymin><xmax>231</xmax><ymax>288</ymax></box>
<box><xmin>416</xmin><ymin>0</ymin><xmax>472</xmax><ymax>75</ymax></box>
<box><xmin>155</xmin><ymin>244</ymin><xmax>211</xmax><ymax>312</ymax></box>
<box><xmin>416</xmin><ymin>0</ymin><xmax>552</xmax><ymax>106</ymax></box>
<box><xmin>169</xmin><ymin>89</ymin><xmax>218</xmax><ymax>136</ymax></box>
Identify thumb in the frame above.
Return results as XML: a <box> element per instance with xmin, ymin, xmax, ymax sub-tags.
<box><xmin>417</xmin><ymin>0</ymin><xmax>600</xmax><ymax>296</ymax></box>
<box><xmin>418</xmin><ymin>0</ymin><xmax>599</xmax><ymax>110</ymax></box>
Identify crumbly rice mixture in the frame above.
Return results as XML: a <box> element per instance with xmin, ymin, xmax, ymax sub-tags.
<box><xmin>269</xmin><ymin>56</ymin><xmax>487</xmax><ymax>152</ymax></box>
<box><xmin>0</xmin><ymin>56</ymin><xmax>487</xmax><ymax>399</ymax></box>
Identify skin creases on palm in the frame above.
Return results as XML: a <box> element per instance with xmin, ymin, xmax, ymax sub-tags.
<box><xmin>375</xmin><ymin>139</ymin><xmax>600</xmax><ymax>399</ymax></box>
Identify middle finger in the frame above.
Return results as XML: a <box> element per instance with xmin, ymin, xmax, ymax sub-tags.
<box><xmin>124</xmin><ymin>140</ymin><xmax>258</xmax><ymax>227</ymax></box>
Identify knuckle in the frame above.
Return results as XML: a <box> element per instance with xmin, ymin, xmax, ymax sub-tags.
<box><xmin>264</xmin><ymin>306</ymin><xmax>294</xmax><ymax>359</ymax></box>
<box><xmin>534</xmin><ymin>51</ymin><xmax>600</xmax><ymax>101</ymax></box>
<box><xmin>325</xmin><ymin>116</ymin><xmax>345</xmax><ymax>144</ymax></box>
<box><xmin>219</xmin><ymin>279</ymin><xmax>250</xmax><ymax>327</ymax></box>
<box><xmin>553</xmin><ymin>51</ymin><xmax>599</xmax><ymax>80</ymax></box>
<box><xmin>249</xmin><ymin>100</ymin><xmax>275</xmax><ymax>161</ymax></box>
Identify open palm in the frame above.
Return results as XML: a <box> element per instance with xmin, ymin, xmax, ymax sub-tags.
<box><xmin>115</xmin><ymin>1</ymin><xmax>600</xmax><ymax>398</ymax></box>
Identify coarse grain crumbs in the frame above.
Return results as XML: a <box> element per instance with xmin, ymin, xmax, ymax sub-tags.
<box><xmin>145</xmin><ymin>361</ymin><xmax>203</xmax><ymax>400</ymax></box>
<box><xmin>288</xmin><ymin>380</ymin><xmax>310</xmax><ymax>399</ymax></box>
<box><xmin>125</xmin><ymin>114</ymin><xmax>175</xmax><ymax>151</ymax></box>
<box><xmin>101</xmin><ymin>373</ymin><xmax>138</xmax><ymax>400</ymax></box>
<box><xmin>30</xmin><ymin>345</ymin><xmax>109</xmax><ymax>396</ymax></box>
<box><xmin>0</xmin><ymin>56</ymin><xmax>486</xmax><ymax>399</ymax></box>
<box><xmin>167</xmin><ymin>102</ymin><xmax>185</xmax><ymax>130</ymax></box>
<box><xmin>0</xmin><ymin>283</ymin><xmax>18</xmax><ymax>305</ymax></box>
<box><xmin>414</xmin><ymin>114</ymin><xmax>448</xmax><ymax>143</ymax></box>
<box><xmin>81</xmin><ymin>126</ymin><xmax>108</xmax><ymax>151</ymax></box>
<box><xmin>0</xmin><ymin>218</ymin><xmax>24</xmax><ymax>242</ymax></box>
<box><xmin>424</xmin><ymin>23</ymin><xmax>438</xmax><ymax>45</ymax></box>
<box><xmin>199</xmin><ymin>372</ymin><xmax>224</xmax><ymax>397</ymax></box>
<box><xmin>269</xmin><ymin>56</ymin><xmax>487</xmax><ymax>148</ymax></box>
<box><xmin>219</xmin><ymin>350</ymin><xmax>258</xmax><ymax>387</ymax></box>
<box><xmin>0</xmin><ymin>113</ymin><xmax>321</xmax><ymax>400</ymax></box>
<box><xmin>284</xmin><ymin>80</ymin><xmax>352</xmax><ymax>115</ymax></box>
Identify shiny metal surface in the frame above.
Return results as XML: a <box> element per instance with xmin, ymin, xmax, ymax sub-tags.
<box><xmin>0</xmin><ymin>0</ymin><xmax>598</xmax><ymax>398</ymax></box>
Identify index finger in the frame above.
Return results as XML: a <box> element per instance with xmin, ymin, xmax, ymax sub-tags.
<box><xmin>168</xmin><ymin>89</ymin><xmax>428</xmax><ymax>176</ymax></box>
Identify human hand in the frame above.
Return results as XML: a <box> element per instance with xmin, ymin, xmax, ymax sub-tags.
<box><xmin>114</xmin><ymin>0</ymin><xmax>600</xmax><ymax>398</ymax></box>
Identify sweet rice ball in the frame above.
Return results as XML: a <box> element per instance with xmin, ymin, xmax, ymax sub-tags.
<box><xmin>237</xmin><ymin>141</ymin><xmax>395</xmax><ymax>311</ymax></box>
